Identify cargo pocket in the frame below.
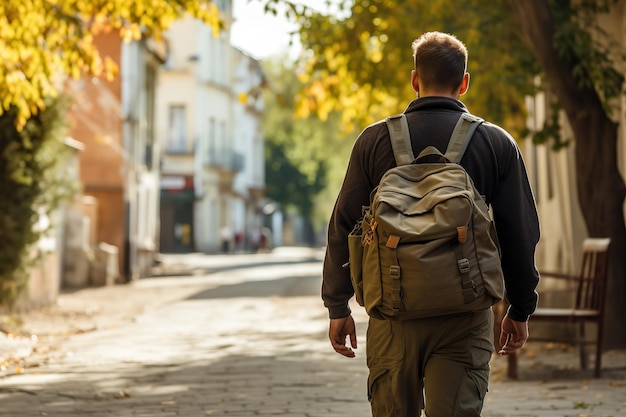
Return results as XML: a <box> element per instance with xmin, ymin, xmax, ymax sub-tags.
<box><xmin>368</xmin><ymin>365</ymin><xmax>405</xmax><ymax>416</ymax></box>
<box><xmin>454</xmin><ymin>315</ymin><xmax>493</xmax><ymax>416</ymax></box>
<box><xmin>366</xmin><ymin>318</ymin><xmax>405</xmax><ymax>415</ymax></box>
<box><xmin>367</xmin><ymin>366</ymin><xmax>389</xmax><ymax>402</ymax></box>
<box><xmin>454</xmin><ymin>366</ymin><xmax>489</xmax><ymax>417</ymax></box>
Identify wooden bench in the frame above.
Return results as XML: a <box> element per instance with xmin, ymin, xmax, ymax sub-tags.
<box><xmin>503</xmin><ymin>237</ymin><xmax>611</xmax><ymax>379</ymax></box>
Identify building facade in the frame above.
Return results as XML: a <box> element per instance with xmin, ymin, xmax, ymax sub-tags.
<box><xmin>68</xmin><ymin>32</ymin><xmax>164</xmax><ymax>281</ymax></box>
<box><xmin>157</xmin><ymin>3</ymin><xmax>265</xmax><ymax>253</ymax></box>
<box><xmin>231</xmin><ymin>48</ymin><xmax>267</xmax><ymax>252</ymax></box>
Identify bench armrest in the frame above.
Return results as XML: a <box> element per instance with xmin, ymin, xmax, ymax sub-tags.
<box><xmin>538</xmin><ymin>270</ymin><xmax>579</xmax><ymax>281</ymax></box>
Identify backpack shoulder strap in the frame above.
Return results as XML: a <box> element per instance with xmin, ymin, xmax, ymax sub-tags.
<box><xmin>385</xmin><ymin>114</ymin><xmax>414</xmax><ymax>166</ymax></box>
<box><xmin>445</xmin><ymin>113</ymin><xmax>484</xmax><ymax>164</ymax></box>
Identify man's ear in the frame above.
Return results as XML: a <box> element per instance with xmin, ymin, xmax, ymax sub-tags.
<box><xmin>411</xmin><ymin>70</ymin><xmax>419</xmax><ymax>94</ymax></box>
<box><xmin>459</xmin><ymin>72</ymin><xmax>470</xmax><ymax>95</ymax></box>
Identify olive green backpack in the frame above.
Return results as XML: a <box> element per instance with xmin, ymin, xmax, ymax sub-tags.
<box><xmin>347</xmin><ymin>113</ymin><xmax>504</xmax><ymax>320</ymax></box>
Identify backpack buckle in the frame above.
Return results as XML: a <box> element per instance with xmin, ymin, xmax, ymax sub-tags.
<box><xmin>457</xmin><ymin>258</ymin><xmax>470</xmax><ymax>274</ymax></box>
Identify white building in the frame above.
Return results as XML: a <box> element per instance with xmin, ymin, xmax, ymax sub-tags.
<box><xmin>231</xmin><ymin>48</ymin><xmax>267</xmax><ymax>249</ymax></box>
<box><xmin>522</xmin><ymin>90</ymin><xmax>587</xmax><ymax>273</ymax></box>
<box><xmin>156</xmin><ymin>3</ymin><xmax>265</xmax><ymax>253</ymax></box>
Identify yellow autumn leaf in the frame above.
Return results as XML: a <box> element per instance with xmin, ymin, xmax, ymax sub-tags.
<box><xmin>0</xmin><ymin>0</ymin><xmax>223</xmax><ymax>130</ymax></box>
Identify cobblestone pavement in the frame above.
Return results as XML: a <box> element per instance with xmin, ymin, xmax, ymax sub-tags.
<box><xmin>1</xmin><ymin>247</ymin><xmax>625</xmax><ymax>417</ymax></box>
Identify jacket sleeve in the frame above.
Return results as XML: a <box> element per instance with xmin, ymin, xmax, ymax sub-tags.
<box><xmin>322</xmin><ymin>128</ymin><xmax>377</xmax><ymax>319</ymax></box>
<box><xmin>490</xmin><ymin>130</ymin><xmax>540</xmax><ymax>322</ymax></box>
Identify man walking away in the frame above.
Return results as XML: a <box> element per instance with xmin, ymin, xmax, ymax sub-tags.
<box><xmin>322</xmin><ymin>31</ymin><xmax>540</xmax><ymax>417</ymax></box>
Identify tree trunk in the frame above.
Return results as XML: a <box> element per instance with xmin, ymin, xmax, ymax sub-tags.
<box><xmin>509</xmin><ymin>0</ymin><xmax>626</xmax><ymax>348</ymax></box>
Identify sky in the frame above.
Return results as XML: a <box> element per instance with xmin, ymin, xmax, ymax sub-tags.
<box><xmin>230</xmin><ymin>0</ymin><xmax>342</xmax><ymax>60</ymax></box>
<box><xmin>230</xmin><ymin>0</ymin><xmax>300</xmax><ymax>60</ymax></box>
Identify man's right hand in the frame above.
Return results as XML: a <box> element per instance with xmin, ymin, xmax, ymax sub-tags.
<box><xmin>329</xmin><ymin>315</ymin><xmax>357</xmax><ymax>358</ymax></box>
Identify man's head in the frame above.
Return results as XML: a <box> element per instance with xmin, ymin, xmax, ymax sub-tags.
<box><xmin>411</xmin><ymin>31</ymin><xmax>469</xmax><ymax>98</ymax></box>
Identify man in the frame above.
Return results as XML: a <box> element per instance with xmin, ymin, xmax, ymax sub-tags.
<box><xmin>322</xmin><ymin>31</ymin><xmax>540</xmax><ymax>416</ymax></box>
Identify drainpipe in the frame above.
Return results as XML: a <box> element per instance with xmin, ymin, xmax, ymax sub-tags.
<box><xmin>121</xmin><ymin>41</ymin><xmax>140</xmax><ymax>282</ymax></box>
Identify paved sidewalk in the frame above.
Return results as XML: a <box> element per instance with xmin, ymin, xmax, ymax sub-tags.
<box><xmin>0</xmin><ymin>247</ymin><xmax>625</xmax><ymax>417</ymax></box>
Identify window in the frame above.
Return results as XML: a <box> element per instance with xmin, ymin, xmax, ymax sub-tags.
<box><xmin>219</xmin><ymin>36</ymin><xmax>228</xmax><ymax>84</ymax></box>
<box><xmin>220</xmin><ymin>120</ymin><xmax>227</xmax><ymax>147</ymax></box>
<box><xmin>208</xmin><ymin>117</ymin><xmax>216</xmax><ymax>162</ymax></box>
<box><xmin>206</xmin><ymin>31</ymin><xmax>228</xmax><ymax>85</ymax></box>
<box><xmin>216</xmin><ymin>0</ymin><xmax>230</xmax><ymax>12</ymax></box>
<box><xmin>167</xmin><ymin>105</ymin><xmax>186</xmax><ymax>152</ymax></box>
<box><xmin>145</xmin><ymin>65</ymin><xmax>157</xmax><ymax>168</ymax></box>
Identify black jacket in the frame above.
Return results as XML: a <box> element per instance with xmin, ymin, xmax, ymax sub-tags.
<box><xmin>322</xmin><ymin>96</ymin><xmax>540</xmax><ymax>322</ymax></box>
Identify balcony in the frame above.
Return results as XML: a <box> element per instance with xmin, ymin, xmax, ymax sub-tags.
<box><xmin>205</xmin><ymin>148</ymin><xmax>245</xmax><ymax>173</ymax></box>
<box><xmin>163</xmin><ymin>145</ymin><xmax>193</xmax><ymax>156</ymax></box>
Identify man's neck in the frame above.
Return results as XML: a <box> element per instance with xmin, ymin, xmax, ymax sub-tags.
<box><xmin>420</xmin><ymin>91</ymin><xmax>460</xmax><ymax>100</ymax></box>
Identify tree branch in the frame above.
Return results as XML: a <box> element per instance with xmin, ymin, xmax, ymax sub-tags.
<box><xmin>507</xmin><ymin>0</ymin><xmax>605</xmax><ymax>122</ymax></box>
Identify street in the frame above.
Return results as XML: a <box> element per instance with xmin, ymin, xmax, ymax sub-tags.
<box><xmin>1</xmin><ymin>247</ymin><xmax>626</xmax><ymax>417</ymax></box>
<box><xmin>1</xmin><ymin>248</ymin><xmax>371</xmax><ymax>417</ymax></box>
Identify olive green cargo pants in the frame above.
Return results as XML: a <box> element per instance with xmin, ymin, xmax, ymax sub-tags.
<box><xmin>366</xmin><ymin>309</ymin><xmax>494</xmax><ymax>417</ymax></box>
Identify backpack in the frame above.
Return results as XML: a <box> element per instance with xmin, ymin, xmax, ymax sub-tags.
<box><xmin>347</xmin><ymin>113</ymin><xmax>505</xmax><ymax>320</ymax></box>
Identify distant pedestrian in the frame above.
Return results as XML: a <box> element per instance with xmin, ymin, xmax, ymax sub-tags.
<box><xmin>235</xmin><ymin>231</ymin><xmax>243</xmax><ymax>252</ymax></box>
<box><xmin>220</xmin><ymin>224</ymin><xmax>233</xmax><ymax>253</ymax></box>
<box><xmin>248</xmin><ymin>227</ymin><xmax>261</xmax><ymax>253</ymax></box>
<box><xmin>322</xmin><ymin>31</ymin><xmax>540</xmax><ymax>416</ymax></box>
<box><xmin>259</xmin><ymin>227</ymin><xmax>272</xmax><ymax>252</ymax></box>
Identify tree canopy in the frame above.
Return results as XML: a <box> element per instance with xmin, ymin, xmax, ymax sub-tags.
<box><xmin>0</xmin><ymin>0</ymin><xmax>222</xmax><ymax>130</ymax></box>
<box><xmin>0</xmin><ymin>97</ymin><xmax>74</xmax><ymax>305</ymax></box>
<box><xmin>286</xmin><ymin>0</ymin><xmax>539</xmax><ymax>136</ymax></box>
<box><xmin>262</xmin><ymin>58</ymin><xmax>356</xmax><ymax>231</ymax></box>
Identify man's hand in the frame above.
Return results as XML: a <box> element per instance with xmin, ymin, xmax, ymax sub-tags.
<box><xmin>329</xmin><ymin>315</ymin><xmax>357</xmax><ymax>358</ymax></box>
<box><xmin>498</xmin><ymin>314</ymin><xmax>529</xmax><ymax>355</ymax></box>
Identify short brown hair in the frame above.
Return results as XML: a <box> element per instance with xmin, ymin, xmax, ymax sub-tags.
<box><xmin>411</xmin><ymin>32</ymin><xmax>468</xmax><ymax>94</ymax></box>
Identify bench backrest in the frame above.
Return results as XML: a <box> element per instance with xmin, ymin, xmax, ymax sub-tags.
<box><xmin>576</xmin><ymin>238</ymin><xmax>611</xmax><ymax>312</ymax></box>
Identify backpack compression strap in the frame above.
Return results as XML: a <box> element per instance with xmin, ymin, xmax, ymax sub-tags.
<box><xmin>386</xmin><ymin>113</ymin><xmax>484</xmax><ymax>166</ymax></box>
